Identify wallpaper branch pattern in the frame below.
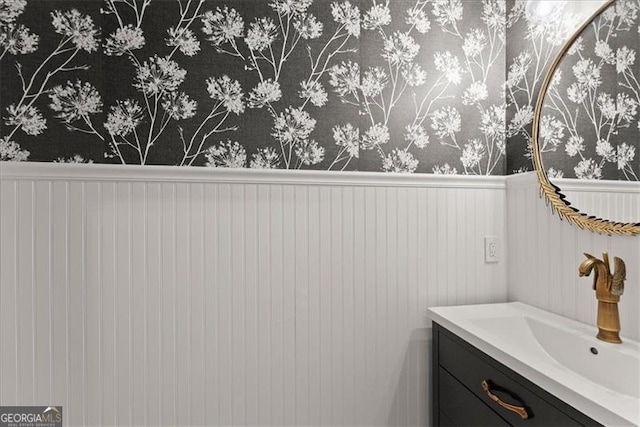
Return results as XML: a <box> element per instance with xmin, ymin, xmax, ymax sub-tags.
<box><xmin>1</xmin><ymin>0</ymin><xmax>637</xmax><ymax>179</ymax></box>
<box><xmin>506</xmin><ymin>0</ymin><xmax>640</xmax><ymax>181</ymax></box>
<box><xmin>541</xmin><ymin>2</ymin><xmax>640</xmax><ymax>181</ymax></box>
<box><xmin>0</xmin><ymin>0</ymin><xmax>507</xmax><ymax>175</ymax></box>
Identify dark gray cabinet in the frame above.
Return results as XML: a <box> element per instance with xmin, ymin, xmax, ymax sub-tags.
<box><xmin>432</xmin><ymin>323</ymin><xmax>602</xmax><ymax>426</ymax></box>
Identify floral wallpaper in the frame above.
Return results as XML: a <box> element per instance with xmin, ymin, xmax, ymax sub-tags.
<box><xmin>0</xmin><ymin>0</ymin><xmax>507</xmax><ymax>174</ymax></box>
<box><xmin>506</xmin><ymin>0</ymin><xmax>639</xmax><ymax>181</ymax></box>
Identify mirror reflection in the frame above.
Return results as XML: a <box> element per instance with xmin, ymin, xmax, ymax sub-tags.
<box><xmin>537</xmin><ymin>0</ymin><xmax>640</xmax><ymax>224</ymax></box>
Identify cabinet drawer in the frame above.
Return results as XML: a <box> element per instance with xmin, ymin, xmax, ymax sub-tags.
<box><xmin>439</xmin><ymin>367</ymin><xmax>508</xmax><ymax>426</ymax></box>
<box><xmin>438</xmin><ymin>328</ymin><xmax>589</xmax><ymax>426</ymax></box>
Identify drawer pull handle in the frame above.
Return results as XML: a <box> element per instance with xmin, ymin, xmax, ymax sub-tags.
<box><xmin>481</xmin><ymin>380</ymin><xmax>529</xmax><ymax>420</ymax></box>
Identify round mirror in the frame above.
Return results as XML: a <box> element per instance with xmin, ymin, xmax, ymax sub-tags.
<box><xmin>532</xmin><ymin>0</ymin><xmax>640</xmax><ymax>235</ymax></box>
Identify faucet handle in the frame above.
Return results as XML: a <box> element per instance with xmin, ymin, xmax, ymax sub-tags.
<box><xmin>611</xmin><ymin>257</ymin><xmax>626</xmax><ymax>296</ymax></box>
<box><xmin>580</xmin><ymin>253</ymin><xmax>599</xmax><ymax>290</ymax></box>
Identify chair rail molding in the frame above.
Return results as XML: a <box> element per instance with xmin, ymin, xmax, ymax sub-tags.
<box><xmin>0</xmin><ymin>162</ymin><xmax>506</xmax><ymax>189</ymax></box>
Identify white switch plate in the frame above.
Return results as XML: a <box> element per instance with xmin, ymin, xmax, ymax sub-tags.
<box><xmin>485</xmin><ymin>236</ymin><xmax>498</xmax><ymax>263</ymax></box>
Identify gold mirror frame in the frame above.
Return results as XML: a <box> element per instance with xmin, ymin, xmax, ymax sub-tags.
<box><xmin>532</xmin><ymin>0</ymin><xmax>640</xmax><ymax>236</ymax></box>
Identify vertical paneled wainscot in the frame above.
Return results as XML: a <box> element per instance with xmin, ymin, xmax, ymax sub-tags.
<box><xmin>506</xmin><ymin>172</ymin><xmax>640</xmax><ymax>341</ymax></box>
<box><xmin>0</xmin><ymin>163</ymin><xmax>507</xmax><ymax>426</ymax></box>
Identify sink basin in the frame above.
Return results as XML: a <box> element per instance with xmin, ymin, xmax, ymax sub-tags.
<box><xmin>428</xmin><ymin>302</ymin><xmax>640</xmax><ymax>426</ymax></box>
<box><xmin>527</xmin><ymin>317</ymin><xmax>639</xmax><ymax>398</ymax></box>
<box><xmin>473</xmin><ymin>315</ymin><xmax>639</xmax><ymax>398</ymax></box>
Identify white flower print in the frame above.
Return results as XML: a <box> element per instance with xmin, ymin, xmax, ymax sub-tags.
<box><xmin>4</xmin><ymin>104</ymin><xmax>46</xmax><ymax>135</ymax></box>
<box><xmin>293</xmin><ymin>14</ymin><xmax>323</xmax><ymax>39</ymax></box>
<box><xmin>0</xmin><ymin>0</ymin><xmax>520</xmax><ymax>173</ymax></box>
<box><xmin>507</xmin><ymin>105</ymin><xmax>533</xmax><ymax>136</ymax></box>
<box><xmin>382</xmin><ymin>148</ymin><xmax>418</xmax><ymax>173</ymax></box>
<box><xmin>433</xmin><ymin>51</ymin><xmax>462</xmax><ymax>84</ymax></box>
<box><xmin>481</xmin><ymin>0</ymin><xmax>506</xmax><ymax>35</ymax></box>
<box><xmin>406</xmin><ymin>8</ymin><xmax>430</xmax><ymax>34</ymax></box>
<box><xmin>432</xmin><ymin>163</ymin><xmax>458</xmax><ymax>174</ymax></box>
<box><xmin>204</xmin><ymin>140</ymin><xmax>247</xmax><ymax>168</ymax></box>
<box><xmin>332</xmin><ymin>123</ymin><xmax>359</xmax><ymax>158</ymax></box>
<box><xmin>46</xmin><ymin>79</ymin><xmax>105</xmax><ymax>141</ymax></box>
<box><xmin>104</xmin><ymin>25</ymin><xmax>145</xmax><ymax>56</ymax></box>
<box><xmin>574</xmin><ymin>158</ymin><xmax>602</xmax><ymax>180</ymax></box>
<box><xmin>361</xmin><ymin>123</ymin><xmax>389</xmax><ymax>150</ymax></box>
<box><xmin>602</xmin><ymin>1</ymin><xmax>638</xmax><ymax>29</ymax></box>
<box><xmin>572</xmin><ymin>59</ymin><xmax>601</xmax><ymax>90</ymax></box>
<box><xmin>248</xmin><ymin>79</ymin><xmax>282</xmax><ymax>109</ymax></box>
<box><xmin>0</xmin><ymin>0</ymin><xmax>26</xmax><ymax>24</ymax></box>
<box><xmin>594</xmin><ymin>40</ymin><xmax>615</xmax><ymax>63</ymax></box>
<box><xmin>54</xmin><ymin>154</ymin><xmax>92</xmax><ymax>163</ymax></box>
<box><xmin>547</xmin><ymin>167</ymin><xmax>564</xmax><ymax>179</ymax></box>
<box><xmin>245</xmin><ymin>17</ymin><xmax>277</xmax><ymax>52</ymax></box>
<box><xmin>506</xmin><ymin>51</ymin><xmax>531</xmax><ymax>88</ymax></box>
<box><xmin>329</xmin><ymin>60</ymin><xmax>360</xmax><ymax>102</ymax></box>
<box><xmin>615</xmin><ymin>92</ymin><xmax>638</xmax><ymax>123</ymax></box>
<box><xmin>461</xmin><ymin>139</ymin><xmax>485</xmax><ymax>170</ymax></box>
<box><xmin>0</xmin><ymin>137</ymin><xmax>28</xmax><ymax>161</ymax></box>
<box><xmin>616</xmin><ymin>46</ymin><xmax>635</xmax><ymax>74</ymax></box>
<box><xmin>404</xmin><ymin>124</ymin><xmax>430</xmax><ymax>149</ymax></box>
<box><xmin>462</xmin><ymin>28</ymin><xmax>487</xmax><ymax>58</ymax></box>
<box><xmin>534</xmin><ymin>4</ymin><xmax>640</xmax><ymax>181</ymax></box>
<box><xmin>597</xmin><ymin>93</ymin><xmax>617</xmax><ymax>121</ymax></box>
<box><xmin>480</xmin><ymin>104</ymin><xmax>505</xmax><ymax>142</ymax></box>
<box><xmin>166</xmin><ymin>27</ymin><xmax>200</xmax><ymax>57</ymax></box>
<box><xmin>361</xmin><ymin>66</ymin><xmax>387</xmax><ymax>97</ymax></box>
<box><xmin>597</xmin><ymin>92</ymin><xmax>638</xmax><ymax>124</ymax></box>
<box><xmin>462</xmin><ymin>81</ymin><xmax>488</xmax><ymax>105</ymax></box>
<box><xmin>538</xmin><ymin>115</ymin><xmax>564</xmax><ymax>152</ymax></box>
<box><xmin>401</xmin><ymin>64</ymin><xmax>427</xmax><ymax>87</ymax></box>
<box><xmin>363</xmin><ymin>2</ymin><xmax>391</xmax><ymax>30</ymax></box>
<box><xmin>567</xmin><ymin>36</ymin><xmax>583</xmax><ymax>56</ymax></box>
<box><xmin>250</xmin><ymin>147</ymin><xmax>281</xmax><ymax>169</ymax></box>
<box><xmin>382</xmin><ymin>32</ymin><xmax>419</xmax><ymax>66</ymax></box>
<box><xmin>271</xmin><ymin>107</ymin><xmax>316</xmax><ymax>146</ymax></box>
<box><xmin>431</xmin><ymin>106</ymin><xmax>461</xmax><ymax>142</ymax></box>
<box><xmin>566</xmin><ymin>83</ymin><xmax>587</xmax><ymax>104</ymax></box>
<box><xmin>294</xmin><ymin>139</ymin><xmax>324</xmax><ymax>166</ymax></box>
<box><xmin>299</xmin><ymin>80</ymin><xmax>328</xmax><ymax>107</ymax></box>
<box><xmin>270</xmin><ymin>0</ymin><xmax>313</xmax><ymax>17</ymax></box>
<box><xmin>104</xmin><ymin>99</ymin><xmax>143</xmax><ymax>137</ymax></box>
<box><xmin>51</xmin><ymin>9</ymin><xmax>99</xmax><ymax>52</ymax></box>
<box><xmin>48</xmin><ymin>80</ymin><xmax>102</xmax><ymax>123</ymax></box>
<box><xmin>161</xmin><ymin>92</ymin><xmax>197</xmax><ymax>120</ymax></box>
<box><xmin>550</xmin><ymin>69</ymin><xmax>562</xmax><ymax>87</ymax></box>
<box><xmin>201</xmin><ymin>7</ymin><xmax>244</xmax><ymax>46</ymax></box>
<box><xmin>596</xmin><ymin>139</ymin><xmax>615</xmax><ymax>161</ymax></box>
<box><xmin>564</xmin><ymin>135</ymin><xmax>584</xmax><ymax>157</ymax></box>
<box><xmin>331</xmin><ymin>1</ymin><xmax>360</xmax><ymax>38</ymax></box>
<box><xmin>615</xmin><ymin>143</ymin><xmax>635</xmax><ymax>171</ymax></box>
<box><xmin>206</xmin><ymin>75</ymin><xmax>245</xmax><ymax>114</ymax></box>
<box><xmin>0</xmin><ymin>23</ymin><xmax>38</xmax><ymax>56</ymax></box>
<box><xmin>432</xmin><ymin>0</ymin><xmax>463</xmax><ymax>33</ymax></box>
<box><xmin>135</xmin><ymin>55</ymin><xmax>186</xmax><ymax>96</ymax></box>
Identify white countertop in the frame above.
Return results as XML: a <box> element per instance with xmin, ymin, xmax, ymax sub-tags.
<box><xmin>428</xmin><ymin>302</ymin><xmax>640</xmax><ymax>426</ymax></box>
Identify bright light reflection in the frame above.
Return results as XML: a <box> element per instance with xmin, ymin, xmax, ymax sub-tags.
<box><xmin>525</xmin><ymin>0</ymin><xmax>562</xmax><ymax>20</ymax></box>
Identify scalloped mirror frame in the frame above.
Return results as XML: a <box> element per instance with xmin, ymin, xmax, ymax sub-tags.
<box><xmin>532</xmin><ymin>0</ymin><xmax>640</xmax><ymax>236</ymax></box>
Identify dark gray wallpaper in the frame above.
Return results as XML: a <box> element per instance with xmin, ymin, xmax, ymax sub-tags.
<box><xmin>506</xmin><ymin>0</ymin><xmax>640</xmax><ymax>181</ymax></box>
<box><xmin>1</xmin><ymin>0</ymin><xmax>507</xmax><ymax>174</ymax></box>
<box><xmin>4</xmin><ymin>0</ymin><xmax>636</xmax><ymax>180</ymax></box>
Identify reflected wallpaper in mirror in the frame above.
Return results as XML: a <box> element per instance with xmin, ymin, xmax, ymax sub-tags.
<box><xmin>540</xmin><ymin>1</ymin><xmax>639</xmax><ymax>182</ymax></box>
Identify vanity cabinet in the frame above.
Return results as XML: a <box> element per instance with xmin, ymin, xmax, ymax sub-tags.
<box><xmin>432</xmin><ymin>323</ymin><xmax>603</xmax><ymax>427</ymax></box>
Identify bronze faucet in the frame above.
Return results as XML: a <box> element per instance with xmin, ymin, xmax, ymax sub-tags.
<box><xmin>578</xmin><ymin>252</ymin><xmax>626</xmax><ymax>344</ymax></box>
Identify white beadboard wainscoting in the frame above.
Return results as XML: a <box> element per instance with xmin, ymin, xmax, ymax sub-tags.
<box><xmin>506</xmin><ymin>172</ymin><xmax>640</xmax><ymax>341</ymax></box>
<box><xmin>0</xmin><ymin>163</ymin><xmax>506</xmax><ymax>427</ymax></box>
<box><xmin>551</xmin><ymin>177</ymin><xmax>640</xmax><ymax>224</ymax></box>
